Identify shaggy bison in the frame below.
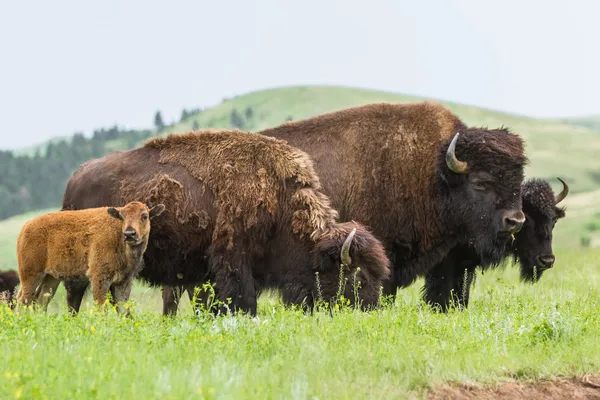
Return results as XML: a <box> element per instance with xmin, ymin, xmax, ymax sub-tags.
<box><xmin>16</xmin><ymin>201</ymin><xmax>164</xmax><ymax>313</ymax></box>
<box><xmin>0</xmin><ymin>270</ymin><xmax>19</xmax><ymax>307</ymax></box>
<box><xmin>256</xmin><ymin>101</ymin><xmax>528</xmax><ymax>308</ymax></box>
<box><xmin>61</xmin><ymin>130</ymin><xmax>390</xmax><ymax>316</ymax></box>
<box><xmin>423</xmin><ymin>177</ymin><xmax>568</xmax><ymax>311</ymax></box>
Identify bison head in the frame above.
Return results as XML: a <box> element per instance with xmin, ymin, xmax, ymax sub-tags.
<box><xmin>438</xmin><ymin>129</ymin><xmax>527</xmax><ymax>267</ymax></box>
<box><xmin>0</xmin><ymin>270</ymin><xmax>19</xmax><ymax>308</ymax></box>
<box><xmin>311</xmin><ymin>222</ymin><xmax>391</xmax><ymax>310</ymax></box>
<box><xmin>513</xmin><ymin>178</ymin><xmax>567</xmax><ymax>283</ymax></box>
<box><xmin>107</xmin><ymin>201</ymin><xmax>165</xmax><ymax>247</ymax></box>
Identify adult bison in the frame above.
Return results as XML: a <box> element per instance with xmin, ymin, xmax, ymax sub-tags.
<box><xmin>61</xmin><ymin>130</ymin><xmax>390</xmax><ymax>316</ymax></box>
<box><xmin>256</xmin><ymin>101</ymin><xmax>528</xmax><ymax>308</ymax></box>
<box><xmin>423</xmin><ymin>177</ymin><xmax>568</xmax><ymax>311</ymax></box>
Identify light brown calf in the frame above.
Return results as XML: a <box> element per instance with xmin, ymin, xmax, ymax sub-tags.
<box><xmin>16</xmin><ymin>201</ymin><xmax>165</xmax><ymax>313</ymax></box>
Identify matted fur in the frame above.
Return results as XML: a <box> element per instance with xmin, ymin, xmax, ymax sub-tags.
<box><xmin>145</xmin><ymin>129</ymin><xmax>339</xmax><ymax>243</ymax></box>
<box><xmin>61</xmin><ymin>129</ymin><xmax>391</xmax><ymax>316</ymax></box>
<box><xmin>259</xmin><ymin>101</ymin><xmax>528</xmax><ymax>307</ymax></box>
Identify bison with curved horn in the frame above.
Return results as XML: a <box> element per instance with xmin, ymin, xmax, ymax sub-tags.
<box><xmin>253</xmin><ymin>101</ymin><xmax>528</xmax><ymax>309</ymax></box>
<box><xmin>423</xmin><ymin>177</ymin><xmax>568</xmax><ymax>311</ymax></box>
<box><xmin>59</xmin><ymin>130</ymin><xmax>390</xmax><ymax>316</ymax></box>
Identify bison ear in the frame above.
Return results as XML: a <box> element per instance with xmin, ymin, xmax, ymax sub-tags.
<box><xmin>555</xmin><ymin>207</ymin><xmax>566</xmax><ymax>219</ymax></box>
<box><xmin>107</xmin><ymin>207</ymin><xmax>123</xmax><ymax>220</ymax></box>
<box><xmin>149</xmin><ymin>204</ymin><xmax>166</xmax><ymax>219</ymax></box>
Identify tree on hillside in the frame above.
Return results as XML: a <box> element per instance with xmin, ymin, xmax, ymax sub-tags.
<box><xmin>230</xmin><ymin>109</ymin><xmax>245</xmax><ymax>129</ymax></box>
<box><xmin>154</xmin><ymin>111</ymin><xmax>165</xmax><ymax>131</ymax></box>
<box><xmin>245</xmin><ymin>106</ymin><xmax>254</xmax><ymax>120</ymax></box>
<box><xmin>192</xmin><ymin>120</ymin><xmax>200</xmax><ymax>130</ymax></box>
<box><xmin>180</xmin><ymin>109</ymin><xmax>189</xmax><ymax>122</ymax></box>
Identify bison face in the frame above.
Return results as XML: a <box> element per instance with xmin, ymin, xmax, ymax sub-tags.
<box><xmin>107</xmin><ymin>202</ymin><xmax>166</xmax><ymax>247</ymax></box>
<box><xmin>439</xmin><ymin>131</ymin><xmax>527</xmax><ymax>267</ymax></box>
<box><xmin>514</xmin><ymin>178</ymin><xmax>567</xmax><ymax>283</ymax></box>
<box><xmin>311</xmin><ymin>223</ymin><xmax>391</xmax><ymax>310</ymax></box>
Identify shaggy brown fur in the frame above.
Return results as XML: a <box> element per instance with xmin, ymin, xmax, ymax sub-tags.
<box><xmin>61</xmin><ymin>130</ymin><xmax>390</xmax><ymax>316</ymax></box>
<box><xmin>0</xmin><ymin>270</ymin><xmax>19</xmax><ymax>307</ymax></box>
<box><xmin>16</xmin><ymin>201</ymin><xmax>164</xmax><ymax>313</ymax></box>
<box><xmin>258</xmin><ymin>101</ymin><xmax>528</xmax><ymax>307</ymax></box>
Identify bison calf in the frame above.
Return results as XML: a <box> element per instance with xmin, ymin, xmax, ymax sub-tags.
<box><xmin>16</xmin><ymin>201</ymin><xmax>165</xmax><ymax>313</ymax></box>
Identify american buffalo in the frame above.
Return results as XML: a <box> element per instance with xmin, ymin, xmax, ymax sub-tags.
<box><xmin>423</xmin><ymin>178</ymin><xmax>568</xmax><ymax>311</ymax></box>
<box><xmin>0</xmin><ymin>270</ymin><xmax>19</xmax><ymax>307</ymax></box>
<box><xmin>61</xmin><ymin>130</ymin><xmax>390</xmax><ymax>316</ymax></box>
<box><xmin>255</xmin><ymin>101</ymin><xmax>530</xmax><ymax>308</ymax></box>
<box><xmin>16</xmin><ymin>201</ymin><xmax>164</xmax><ymax>313</ymax></box>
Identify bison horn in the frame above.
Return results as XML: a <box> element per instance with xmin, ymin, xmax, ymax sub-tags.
<box><xmin>555</xmin><ymin>177</ymin><xmax>569</xmax><ymax>204</ymax></box>
<box><xmin>446</xmin><ymin>133</ymin><xmax>468</xmax><ymax>174</ymax></box>
<box><xmin>340</xmin><ymin>227</ymin><xmax>357</xmax><ymax>266</ymax></box>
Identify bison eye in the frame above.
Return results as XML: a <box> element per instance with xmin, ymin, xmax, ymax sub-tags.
<box><xmin>472</xmin><ymin>182</ymin><xmax>486</xmax><ymax>191</ymax></box>
<box><xmin>142</xmin><ymin>214</ymin><xmax>148</xmax><ymax>221</ymax></box>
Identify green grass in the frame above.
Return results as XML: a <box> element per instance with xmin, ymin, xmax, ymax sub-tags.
<box><xmin>1</xmin><ymin>247</ymin><xmax>600</xmax><ymax>398</ymax></box>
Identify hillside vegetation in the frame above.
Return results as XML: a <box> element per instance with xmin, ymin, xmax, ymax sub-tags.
<box><xmin>2</xmin><ymin>85</ymin><xmax>599</xmax><ymax>245</ymax></box>
<box><xmin>559</xmin><ymin>115</ymin><xmax>600</xmax><ymax>131</ymax></box>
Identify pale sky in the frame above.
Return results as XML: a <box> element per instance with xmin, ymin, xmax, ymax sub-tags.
<box><xmin>0</xmin><ymin>0</ymin><xmax>598</xmax><ymax>149</ymax></box>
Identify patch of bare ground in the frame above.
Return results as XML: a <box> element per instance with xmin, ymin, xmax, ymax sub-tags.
<box><xmin>426</xmin><ymin>374</ymin><xmax>600</xmax><ymax>399</ymax></box>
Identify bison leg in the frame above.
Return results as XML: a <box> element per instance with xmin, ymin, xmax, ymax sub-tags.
<box><xmin>90</xmin><ymin>275</ymin><xmax>112</xmax><ymax>308</ymax></box>
<box><xmin>423</xmin><ymin>261</ymin><xmax>475</xmax><ymax>312</ymax></box>
<box><xmin>64</xmin><ymin>280</ymin><xmax>89</xmax><ymax>315</ymax></box>
<box><xmin>210</xmin><ymin>254</ymin><xmax>257</xmax><ymax>317</ymax></box>
<box><xmin>35</xmin><ymin>274</ymin><xmax>61</xmax><ymax>312</ymax></box>
<box><xmin>112</xmin><ymin>278</ymin><xmax>134</xmax><ymax>316</ymax></box>
<box><xmin>162</xmin><ymin>285</ymin><xmax>184</xmax><ymax>316</ymax></box>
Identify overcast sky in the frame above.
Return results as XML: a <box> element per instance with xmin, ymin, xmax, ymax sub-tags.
<box><xmin>0</xmin><ymin>0</ymin><xmax>598</xmax><ymax>149</ymax></box>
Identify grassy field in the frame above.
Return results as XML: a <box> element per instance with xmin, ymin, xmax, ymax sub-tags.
<box><xmin>1</xmin><ymin>247</ymin><xmax>600</xmax><ymax>398</ymax></box>
<box><xmin>2</xmin><ymin>85</ymin><xmax>600</xmax><ymax>398</ymax></box>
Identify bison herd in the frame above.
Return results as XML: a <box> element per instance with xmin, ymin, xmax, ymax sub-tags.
<box><xmin>1</xmin><ymin>101</ymin><xmax>568</xmax><ymax>317</ymax></box>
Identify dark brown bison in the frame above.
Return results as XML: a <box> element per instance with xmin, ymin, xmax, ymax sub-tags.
<box><xmin>61</xmin><ymin>130</ymin><xmax>390</xmax><ymax>316</ymax></box>
<box><xmin>256</xmin><ymin>101</ymin><xmax>528</xmax><ymax>308</ymax></box>
<box><xmin>423</xmin><ymin>177</ymin><xmax>568</xmax><ymax>311</ymax></box>
<box><xmin>0</xmin><ymin>270</ymin><xmax>19</xmax><ymax>307</ymax></box>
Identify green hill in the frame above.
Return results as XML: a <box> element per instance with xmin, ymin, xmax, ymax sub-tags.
<box><xmin>166</xmin><ymin>86</ymin><xmax>600</xmax><ymax>196</ymax></box>
<box><xmin>560</xmin><ymin>115</ymin><xmax>600</xmax><ymax>131</ymax></box>
<box><xmin>3</xmin><ymin>85</ymin><xmax>600</xmax><ymax>253</ymax></box>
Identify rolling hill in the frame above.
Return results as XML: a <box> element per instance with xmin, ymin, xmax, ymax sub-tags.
<box><xmin>2</xmin><ymin>85</ymin><xmax>599</xmax><ymax>254</ymax></box>
<box><xmin>559</xmin><ymin>115</ymin><xmax>600</xmax><ymax>131</ymax></box>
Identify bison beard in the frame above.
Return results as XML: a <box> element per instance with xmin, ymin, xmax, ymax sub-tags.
<box><xmin>61</xmin><ymin>130</ymin><xmax>390</xmax><ymax>316</ymax></box>
<box><xmin>259</xmin><ymin>101</ymin><xmax>528</xmax><ymax>309</ymax></box>
<box><xmin>423</xmin><ymin>178</ymin><xmax>568</xmax><ymax>311</ymax></box>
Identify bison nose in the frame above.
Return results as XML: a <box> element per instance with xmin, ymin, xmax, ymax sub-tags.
<box><xmin>537</xmin><ymin>254</ymin><xmax>555</xmax><ymax>268</ymax></box>
<box><xmin>124</xmin><ymin>230</ymin><xmax>137</xmax><ymax>240</ymax></box>
<box><xmin>502</xmin><ymin>212</ymin><xmax>525</xmax><ymax>234</ymax></box>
